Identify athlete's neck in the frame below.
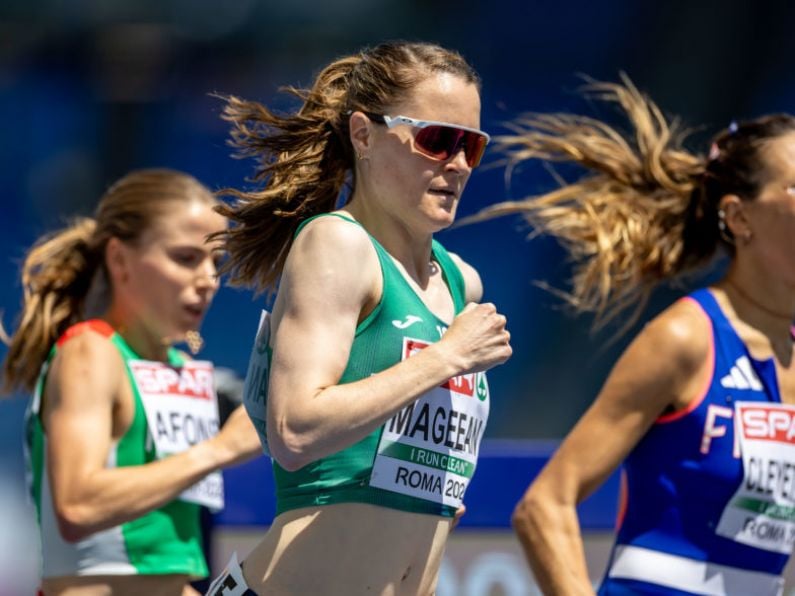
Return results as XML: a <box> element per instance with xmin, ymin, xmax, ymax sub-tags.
<box><xmin>102</xmin><ymin>310</ymin><xmax>171</xmax><ymax>361</ymax></box>
<box><xmin>721</xmin><ymin>276</ymin><xmax>794</xmax><ymax>323</ymax></box>
<box><xmin>340</xmin><ymin>205</ymin><xmax>435</xmax><ymax>286</ymax></box>
<box><xmin>718</xmin><ymin>275</ymin><xmax>795</xmax><ymax>364</ymax></box>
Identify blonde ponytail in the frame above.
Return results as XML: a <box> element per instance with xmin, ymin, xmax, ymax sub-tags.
<box><xmin>2</xmin><ymin>168</ymin><xmax>217</xmax><ymax>393</ymax></box>
<box><xmin>467</xmin><ymin>77</ymin><xmax>706</xmax><ymax>329</ymax></box>
<box><xmin>2</xmin><ymin>218</ymin><xmax>99</xmax><ymax>392</ymax></box>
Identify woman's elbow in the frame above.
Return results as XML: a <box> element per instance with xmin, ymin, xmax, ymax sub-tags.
<box><xmin>512</xmin><ymin>493</ymin><xmax>535</xmax><ymax>534</ymax></box>
<box><xmin>266</xmin><ymin>407</ymin><xmax>328</xmax><ymax>471</ymax></box>
<box><xmin>270</xmin><ymin>448</ymin><xmax>308</xmax><ymax>472</ymax></box>
<box><xmin>512</xmin><ymin>485</ymin><xmax>553</xmax><ymax>536</ymax></box>
<box><xmin>268</xmin><ymin>429</ymin><xmax>314</xmax><ymax>472</ymax></box>
<box><xmin>55</xmin><ymin>504</ymin><xmax>95</xmax><ymax>543</ymax></box>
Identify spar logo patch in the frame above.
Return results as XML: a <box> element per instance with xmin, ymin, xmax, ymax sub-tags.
<box><xmin>739</xmin><ymin>404</ymin><xmax>795</xmax><ymax>444</ymax></box>
<box><xmin>130</xmin><ymin>361</ymin><xmax>214</xmax><ymax>400</ymax></box>
<box><xmin>404</xmin><ymin>338</ymin><xmax>475</xmax><ymax>397</ymax></box>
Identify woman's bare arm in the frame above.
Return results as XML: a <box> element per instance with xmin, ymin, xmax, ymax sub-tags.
<box><xmin>513</xmin><ymin>300</ymin><xmax>712</xmax><ymax>594</ymax></box>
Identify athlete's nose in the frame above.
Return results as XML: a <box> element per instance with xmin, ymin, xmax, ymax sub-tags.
<box><xmin>196</xmin><ymin>258</ymin><xmax>219</xmax><ymax>293</ymax></box>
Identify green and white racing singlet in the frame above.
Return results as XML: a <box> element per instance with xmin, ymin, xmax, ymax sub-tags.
<box><xmin>243</xmin><ymin>213</ymin><xmax>490</xmax><ymax>518</ymax></box>
<box><xmin>25</xmin><ymin>320</ymin><xmax>219</xmax><ymax>578</ymax></box>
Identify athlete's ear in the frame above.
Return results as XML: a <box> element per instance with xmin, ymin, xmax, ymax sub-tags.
<box><xmin>105</xmin><ymin>237</ymin><xmax>132</xmax><ymax>286</ymax></box>
<box><xmin>719</xmin><ymin>194</ymin><xmax>751</xmax><ymax>241</ymax></box>
<box><xmin>349</xmin><ymin>111</ymin><xmax>375</xmax><ymax>159</ymax></box>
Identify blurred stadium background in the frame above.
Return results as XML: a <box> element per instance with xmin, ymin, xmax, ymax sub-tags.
<box><xmin>1</xmin><ymin>1</ymin><xmax>794</xmax><ymax>593</ymax></box>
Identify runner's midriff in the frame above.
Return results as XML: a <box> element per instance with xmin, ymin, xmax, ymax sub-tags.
<box><xmin>242</xmin><ymin>503</ymin><xmax>453</xmax><ymax>596</ymax></box>
<box><xmin>41</xmin><ymin>573</ymin><xmax>191</xmax><ymax>596</ymax></box>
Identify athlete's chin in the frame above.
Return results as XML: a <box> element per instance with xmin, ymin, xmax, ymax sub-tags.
<box><xmin>420</xmin><ymin>195</ymin><xmax>457</xmax><ymax>219</ymax></box>
<box><xmin>426</xmin><ymin>210</ymin><xmax>457</xmax><ymax>231</ymax></box>
<box><xmin>164</xmin><ymin>322</ymin><xmax>201</xmax><ymax>346</ymax></box>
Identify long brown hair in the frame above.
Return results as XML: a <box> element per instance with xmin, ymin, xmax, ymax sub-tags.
<box><xmin>2</xmin><ymin>169</ymin><xmax>216</xmax><ymax>393</ymax></box>
<box><xmin>466</xmin><ymin>76</ymin><xmax>795</xmax><ymax>328</ymax></box>
<box><xmin>215</xmin><ymin>40</ymin><xmax>481</xmax><ymax>294</ymax></box>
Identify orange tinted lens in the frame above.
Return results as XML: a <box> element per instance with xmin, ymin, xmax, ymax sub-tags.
<box><xmin>414</xmin><ymin>125</ymin><xmax>460</xmax><ymax>160</ymax></box>
<box><xmin>462</xmin><ymin>132</ymin><xmax>488</xmax><ymax>167</ymax></box>
<box><xmin>414</xmin><ymin>126</ymin><xmax>486</xmax><ymax>167</ymax></box>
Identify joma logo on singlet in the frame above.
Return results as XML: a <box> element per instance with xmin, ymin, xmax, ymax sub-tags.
<box><xmin>392</xmin><ymin>315</ymin><xmax>423</xmax><ymax>329</ymax></box>
<box><xmin>404</xmin><ymin>338</ymin><xmax>475</xmax><ymax>397</ymax></box>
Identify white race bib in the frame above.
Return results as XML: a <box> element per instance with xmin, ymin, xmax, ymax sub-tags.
<box><xmin>243</xmin><ymin>310</ymin><xmax>272</xmax><ymax>457</ymax></box>
<box><xmin>369</xmin><ymin>337</ymin><xmax>489</xmax><ymax>508</ymax></box>
<box><xmin>716</xmin><ymin>402</ymin><xmax>795</xmax><ymax>554</ymax></box>
<box><xmin>129</xmin><ymin>359</ymin><xmax>224</xmax><ymax>510</ymax></box>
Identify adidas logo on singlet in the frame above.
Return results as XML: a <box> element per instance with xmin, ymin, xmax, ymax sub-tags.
<box><xmin>719</xmin><ymin>356</ymin><xmax>763</xmax><ymax>391</ymax></box>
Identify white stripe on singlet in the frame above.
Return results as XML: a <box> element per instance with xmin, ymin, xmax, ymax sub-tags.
<box><xmin>608</xmin><ymin>545</ymin><xmax>783</xmax><ymax>596</ymax></box>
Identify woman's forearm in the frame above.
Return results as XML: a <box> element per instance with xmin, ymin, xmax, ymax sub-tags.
<box><xmin>269</xmin><ymin>341</ymin><xmax>463</xmax><ymax>470</ymax></box>
<box><xmin>513</xmin><ymin>493</ymin><xmax>596</xmax><ymax>596</ymax></box>
<box><xmin>54</xmin><ymin>438</ymin><xmax>228</xmax><ymax>542</ymax></box>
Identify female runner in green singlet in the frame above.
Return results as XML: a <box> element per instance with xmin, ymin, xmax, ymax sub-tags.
<box><xmin>1</xmin><ymin>169</ymin><xmax>261</xmax><ymax>596</ymax></box>
<box><xmin>210</xmin><ymin>42</ymin><xmax>511</xmax><ymax>596</ymax></box>
<box><xmin>206</xmin><ymin>41</ymin><xmax>513</xmax><ymax>596</ymax></box>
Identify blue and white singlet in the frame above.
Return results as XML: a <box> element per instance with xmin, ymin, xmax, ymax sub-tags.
<box><xmin>600</xmin><ymin>288</ymin><xmax>791</xmax><ymax>596</ymax></box>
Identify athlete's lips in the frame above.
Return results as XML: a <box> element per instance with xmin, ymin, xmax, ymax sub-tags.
<box><xmin>429</xmin><ymin>188</ymin><xmax>460</xmax><ymax>209</ymax></box>
<box><xmin>183</xmin><ymin>304</ymin><xmax>207</xmax><ymax>319</ymax></box>
<box><xmin>429</xmin><ymin>187</ymin><xmax>458</xmax><ymax>199</ymax></box>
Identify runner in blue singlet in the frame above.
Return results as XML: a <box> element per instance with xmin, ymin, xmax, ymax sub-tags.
<box><xmin>472</xmin><ymin>79</ymin><xmax>795</xmax><ymax>595</ymax></box>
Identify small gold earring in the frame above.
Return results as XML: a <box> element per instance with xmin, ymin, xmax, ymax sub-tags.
<box><xmin>185</xmin><ymin>330</ymin><xmax>204</xmax><ymax>355</ymax></box>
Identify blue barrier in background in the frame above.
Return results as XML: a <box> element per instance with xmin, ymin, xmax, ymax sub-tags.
<box><xmin>216</xmin><ymin>439</ymin><xmax>621</xmax><ymax>530</ymax></box>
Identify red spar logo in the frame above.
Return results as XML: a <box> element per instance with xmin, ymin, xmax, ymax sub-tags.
<box><xmin>739</xmin><ymin>404</ymin><xmax>795</xmax><ymax>444</ymax></box>
<box><xmin>404</xmin><ymin>339</ymin><xmax>475</xmax><ymax>397</ymax></box>
<box><xmin>130</xmin><ymin>362</ymin><xmax>214</xmax><ymax>399</ymax></box>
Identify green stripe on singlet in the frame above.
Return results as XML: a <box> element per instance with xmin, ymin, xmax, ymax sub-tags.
<box><xmin>378</xmin><ymin>442</ymin><xmax>476</xmax><ymax>478</ymax></box>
